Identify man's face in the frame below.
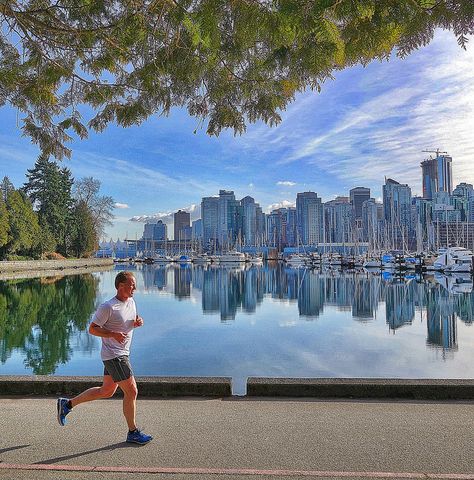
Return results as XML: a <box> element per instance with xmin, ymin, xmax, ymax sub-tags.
<box><xmin>119</xmin><ymin>276</ymin><xmax>136</xmax><ymax>298</ymax></box>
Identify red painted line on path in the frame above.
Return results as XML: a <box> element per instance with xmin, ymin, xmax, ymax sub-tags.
<box><xmin>0</xmin><ymin>463</ymin><xmax>473</xmax><ymax>479</ymax></box>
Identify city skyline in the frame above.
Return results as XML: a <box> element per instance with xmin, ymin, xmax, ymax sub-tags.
<box><xmin>0</xmin><ymin>30</ymin><xmax>472</xmax><ymax>240</ymax></box>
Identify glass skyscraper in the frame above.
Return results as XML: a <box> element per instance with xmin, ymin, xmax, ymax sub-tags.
<box><xmin>421</xmin><ymin>154</ymin><xmax>453</xmax><ymax>200</ymax></box>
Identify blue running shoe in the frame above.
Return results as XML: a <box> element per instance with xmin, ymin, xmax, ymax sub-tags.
<box><xmin>57</xmin><ymin>397</ymin><xmax>71</xmax><ymax>426</ymax></box>
<box><xmin>126</xmin><ymin>429</ymin><xmax>153</xmax><ymax>445</ymax></box>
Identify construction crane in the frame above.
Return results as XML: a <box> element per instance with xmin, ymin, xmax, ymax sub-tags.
<box><xmin>422</xmin><ymin>148</ymin><xmax>448</xmax><ymax>159</ymax></box>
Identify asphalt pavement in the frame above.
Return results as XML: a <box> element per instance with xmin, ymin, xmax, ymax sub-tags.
<box><xmin>0</xmin><ymin>396</ymin><xmax>473</xmax><ymax>480</ymax></box>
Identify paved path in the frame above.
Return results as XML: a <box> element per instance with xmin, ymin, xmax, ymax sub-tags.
<box><xmin>0</xmin><ymin>396</ymin><xmax>473</xmax><ymax>479</ymax></box>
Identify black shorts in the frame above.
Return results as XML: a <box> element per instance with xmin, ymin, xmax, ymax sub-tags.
<box><xmin>103</xmin><ymin>355</ymin><xmax>134</xmax><ymax>382</ymax></box>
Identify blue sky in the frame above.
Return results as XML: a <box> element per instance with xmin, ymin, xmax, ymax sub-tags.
<box><xmin>0</xmin><ymin>30</ymin><xmax>472</xmax><ymax>241</ymax></box>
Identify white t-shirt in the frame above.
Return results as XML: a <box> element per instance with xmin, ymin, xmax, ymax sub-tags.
<box><xmin>92</xmin><ymin>296</ymin><xmax>136</xmax><ymax>361</ymax></box>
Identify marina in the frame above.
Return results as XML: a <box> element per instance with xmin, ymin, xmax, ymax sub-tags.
<box><xmin>113</xmin><ymin>247</ymin><xmax>474</xmax><ymax>274</ymax></box>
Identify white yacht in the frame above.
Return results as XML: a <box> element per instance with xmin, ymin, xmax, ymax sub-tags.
<box><xmin>153</xmin><ymin>254</ymin><xmax>173</xmax><ymax>263</ymax></box>
<box><xmin>433</xmin><ymin>247</ymin><xmax>473</xmax><ymax>273</ymax></box>
<box><xmin>216</xmin><ymin>251</ymin><xmax>246</xmax><ymax>263</ymax></box>
<box><xmin>285</xmin><ymin>254</ymin><xmax>308</xmax><ymax>267</ymax></box>
<box><xmin>247</xmin><ymin>255</ymin><xmax>263</xmax><ymax>265</ymax></box>
<box><xmin>434</xmin><ymin>272</ymin><xmax>473</xmax><ymax>294</ymax></box>
<box><xmin>192</xmin><ymin>254</ymin><xmax>210</xmax><ymax>264</ymax></box>
<box><xmin>363</xmin><ymin>258</ymin><xmax>381</xmax><ymax>269</ymax></box>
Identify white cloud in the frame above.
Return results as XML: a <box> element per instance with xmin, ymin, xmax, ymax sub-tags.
<box><xmin>277</xmin><ymin>181</ymin><xmax>297</xmax><ymax>186</ymax></box>
<box><xmin>130</xmin><ymin>204</ymin><xmax>198</xmax><ymax>223</ymax></box>
<box><xmin>266</xmin><ymin>200</ymin><xmax>296</xmax><ymax>212</ymax></box>
<box><xmin>114</xmin><ymin>202</ymin><xmax>129</xmax><ymax>209</ymax></box>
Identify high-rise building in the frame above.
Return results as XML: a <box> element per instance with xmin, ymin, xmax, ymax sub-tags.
<box><xmin>266</xmin><ymin>210</ymin><xmax>281</xmax><ymax>248</ymax></box>
<box><xmin>383</xmin><ymin>178</ymin><xmax>412</xmax><ymax>249</ymax></box>
<box><xmin>241</xmin><ymin>196</ymin><xmax>257</xmax><ymax>246</ymax></box>
<box><xmin>192</xmin><ymin>219</ymin><xmax>203</xmax><ymax>240</ymax></box>
<box><xmin>421</xmin><ymin>153</ymin><xmax>453</xmax><ymax>200</ymax></box>
<box><xmin>296</xmin><ymin>192</ymin><xmax>323</xmax><ymax>245</ymax></box>
<box><xmin>256</xmin><ymin>206</ymin><xmax>266</xmax><ymax>244</ymax></box>
<box><xmin>349</xmin><ymin>187</ymin><xmax>370</xmax><ymax>220</ymax></box>
<box><xmin>286</xmin><ymin>207</ymin><xmax>297</xmax><ymax>247</ymax></box>
<box><xmin>143</xmin><ymin>220</ymin><xmax>167</xmax><ymax>241</ymax></box>
<box><xmin>201</xmin><ymin>196</ymin><xmax>219</xmax><ymax>248</ymax></box>
<box><xmin>217</xmin><ymin>190</ymin><xmax>237</xmax><ymax>245</ymax></box>
<box><xmin>174</xmin><ymin>209</ymin><xmax>190</xmax><ymax>241</ymax></box>
<box><xmin>453</xmin><ymin>183</ymin><xmax>474</xmax><ymax>222</ymax></box>
<box><xmin>324</xmin><ymin>196</ymin><xmax>352</xmax><ymax>243</ymax></box>
<box><xmin>361</xmin><ymin>198</ymin><xmax>378</xmax><ymax>243</ymax></box>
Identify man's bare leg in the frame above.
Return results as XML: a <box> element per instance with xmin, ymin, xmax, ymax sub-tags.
<box><xmin>70</xmin><ymin>375</ymin><xmax>118</xmax><ymax>407</ymax></box>
<box><xmin>118</xmin><ymin>376</ymin><xmax>138</xmax><ymax>431</ymax></box>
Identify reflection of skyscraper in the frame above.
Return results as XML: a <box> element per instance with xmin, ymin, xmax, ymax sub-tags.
<box><xmin>426</xmin><ymin>288</ymin><xmax>458</xmax><ymax>351</ymax></box>
<box><xmin>352</xmin><ymin>276</ymin><xmax>378</xmax><ymax>321</ymax></box>
<box><xmin>218</xmin><ymin>268</ymin><xmax>241</xmax><ymax>321</ymax></box>
<box><xmin>242</xmin><ymin>267</ymin><xmax>258</xmax><ymax>313</ymax></box>
<box><xmin>174</xmin><ymin>265</ymin><xmax>191</xmax><ymax>298</ymax></box>
<box><xmin>202</xmin><ymin>267</ymin><xmax>220</xmax><ymax>313</ymax></box>
<box><xmin>298</xmin><ymin>271</ymin><xmax>325</xmax><ymax>318</ymax></box>
<box><xmin>153</xmin><ymin>266</ymin><xmax>167</xmax><ymax>290</ymax></box>
<box><xmin>455</xmin><ymin>292</ymin><xmax>474</xmax><ymax>325</ymax></box>
<box><xmin>385</xmin><ymin>281</ymin><xmax>415</xmax><ymax>330</ymax></box>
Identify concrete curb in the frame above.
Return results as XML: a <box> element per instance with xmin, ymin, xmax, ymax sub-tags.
<box><xmin>2</xmin><ymin>376</ymin><xmax>474</xmax><ymax>399</ymax></box>
<box><xmin>0</xmin><ymin>258</ymin><xmax>113</xmax><ymax>274</ymax></box>
<box><xmin>0</xmin><ymin>376</ymin><xmax>232</xmax><ymax>397</ymax></box>
<box><xmin>246</xmin><ymin>378</ymin><xmax>474</xmax><ymax>400</ymax></box>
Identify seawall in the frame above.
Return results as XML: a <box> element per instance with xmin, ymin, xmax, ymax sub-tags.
<box><xmin>0</xmin><ymin>258</ymin><xmax>114</xmax><ymax>280</ymax></box>
<box><xmin>1</xmin><ymin>376</ymin><xmax>473</xmax><ymax>399</ymax></box>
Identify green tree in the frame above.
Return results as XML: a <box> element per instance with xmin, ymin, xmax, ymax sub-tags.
<box><xmin>31</xmin><ymin>218</ymin><xmax>57</xmax><ymax>258</ymax></box>
<box><xmin>23</xmin><ymin>155</ymin><xmax>74</xmax><ymax>255</ymax></box>
<box><xmin>70</xmin><ymin>200</ymin><xmax>98</xmax><ymax>258</ymax></box>
<box><xmin>5</xmin><ymin>189</ymin><xmax>40</xmax><ymax>257</ymax></box>
<box><xmin>73</xmin><ymin>177</ymin><xmax>114</xmax><ymax>239</ymax></box>
<box><xmin>0</xmin><ymin>196</ymin><xmax>10</xmax><ymax>255</ymax></box>
<box><xmin>0</xmin><ymin>1</ymin><xmax>472</xmax><ymax>159</ymax></box>
<box><xmin>1</xmin><ymin>177</ymin><xmax>15</xmax><ymax>201</ymax></box>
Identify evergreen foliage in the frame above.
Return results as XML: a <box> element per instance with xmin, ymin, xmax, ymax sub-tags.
<box><xmin>0</xmin><ymin>196</ymin><xmax>9</xmax><ymax>250</ymax></box>
<box><xmin>4</xmin><ymin>189</ymin><xmax>40</xmax><ymax>256</ymax></box>
<box><xmin>0</xmin><ymin>1</ymin><xmax>472</xmax><ymax>159</ymax></box>
<box><xmin>24</xmin><ymin>156</ymin><xmax>75</xmax><ymax>255</ymax></box>
<box><xmin>0</xmin><ymin>169</ymin><xmax>110</xmax><ymax>260</ymax></box>
<box><xmin>70</xmin><ymin>199</ymin><xmax>98</xmax><ymax>257</ymax></box>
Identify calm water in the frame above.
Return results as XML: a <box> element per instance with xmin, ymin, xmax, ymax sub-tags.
<box><xmin>1</xmin><ymin>264</ymin><xmax>474</xmax><ymax>394</ymax></box>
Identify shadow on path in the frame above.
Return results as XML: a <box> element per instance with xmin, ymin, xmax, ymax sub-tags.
<box><xmin>34</xmin><ymin>442</ymin><xmax>136</xmax><ymax>465</ymax></box>
<box><xmin>0</xmin><ymin>445</ymin><xmax>30</xmax><ymax>455</ymax></box>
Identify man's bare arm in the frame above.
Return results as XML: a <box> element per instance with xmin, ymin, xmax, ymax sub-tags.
<box><xmin>89</xmin><ymin>323</ymin><xmax>127</xmax><ymax>343</ymax></box>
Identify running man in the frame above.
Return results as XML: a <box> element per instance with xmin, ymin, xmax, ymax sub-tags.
<box><xmin>57</xmin><ymin>271</ymin><xmax>152</xmax><ymax>445</ymax></box>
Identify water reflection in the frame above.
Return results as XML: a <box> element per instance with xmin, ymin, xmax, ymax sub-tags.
<box><xmin>1</xmin><ymin>264</ymin><xmax>473</xmax><ymax>377</ymax></box>
<box><xmin>141</xmin><ymin>264</ymin><xmax>474</xmax><ymax>354</ymax></box>
<box><xmin>0</xmin><ymin>274</ymin><xmax>99</xmax><ymax>374</ymax></box>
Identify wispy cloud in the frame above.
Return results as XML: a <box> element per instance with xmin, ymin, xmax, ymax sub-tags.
<box><xmin>114</xmin><ymin>202</ymin><xmax>129</xmax><ymax>209</ymax></box>
<box><xmin>277</xmin><ymin>181</ymin><xmax>297</xmax><ymax>187</ymax></box>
